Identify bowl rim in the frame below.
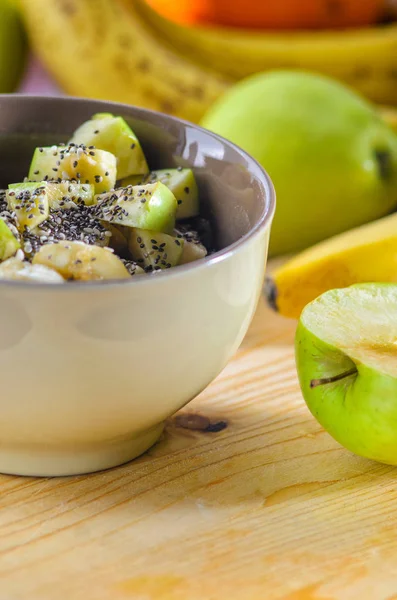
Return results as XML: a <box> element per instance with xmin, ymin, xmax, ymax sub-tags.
<box><xmin>0</xmin><ymin>94</ymin><xmax>276</xmax><ymax>290</ymax></box>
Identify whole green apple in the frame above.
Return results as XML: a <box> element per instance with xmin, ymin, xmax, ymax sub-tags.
<box><xmin>295</xmin><ymin>283</ymin><xmax>397</xmax><ymax>465</ymax></box>
<box><xmin>0</xmin><ymin>0</ymin><xmax>27</xmax><ymax>92</ymax></box>
<box><xmin>201</xmin><ymin>71</ymin><xmax>397</xmax><ymax>256</ymax></box>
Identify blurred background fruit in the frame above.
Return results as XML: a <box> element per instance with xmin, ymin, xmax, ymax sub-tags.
<box><xmin>0</xmin><ymin>0</ymin><xmax>27</xmax><ymax>92</ymax></box>
<box><xmin>146</xmin><ymin>0</ymin><xmax>386</xmax><ymax>30</ymax></box>
<box><xmin>201</xmin><ymin>71</ymin><xmax>397</xmax><ymax>257</ymax></box>
<box><xmin>18</xmin><ymin>0</ymin><xmax>228</xmax><ymax>123</ymax></box>
<box><xmin>16</xmin><ymin>0</ymin><xmax>397</xmax><ymax>121</ymax></box>
<box><xmin>380</xmin><ymin>105</ymin><xmax>397</xmax><ymax>132</ymax></box>
<box><xmin>387</xmin><ymin>0</ymin><xmax>397</xmax><ymax>17</ymax></box>
<box><xmin>138</xmin><ymin>0</ymin><xmax>397</xmax><ymax>108</ymax></box>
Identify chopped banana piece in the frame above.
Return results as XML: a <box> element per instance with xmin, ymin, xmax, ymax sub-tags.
<box><xmin>33</xmin><ymin>241</ymin><xmax>131</xmax><ymax>281</ymax></box>
<box><xmin>0</xmin><ymin>257</ymin><xmax>64</xmax><ymax>283</ymax></box>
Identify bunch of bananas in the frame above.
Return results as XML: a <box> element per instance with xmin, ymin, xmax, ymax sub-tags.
<box><xmin>18</xmin><ymin>0</ymin><xmax>397</xmax><ymax>123</ymax></box>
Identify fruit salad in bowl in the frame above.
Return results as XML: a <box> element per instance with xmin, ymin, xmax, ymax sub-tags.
<box><xmin>0</xmin><ymin>95</ymin><xmax>274</xmax><ymax>477</ymax></box>
<box><xmin>0</xmin><ymin>112</ymin><xmax>214</xmax><ymax>282</ymax></box>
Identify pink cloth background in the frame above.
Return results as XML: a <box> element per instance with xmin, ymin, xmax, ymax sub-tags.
<box><xmin>18</xmin><ymin>55</ymin><xmax>62</xmax><ymax>95</ymax></box>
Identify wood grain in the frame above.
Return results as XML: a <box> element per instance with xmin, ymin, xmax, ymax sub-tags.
<box><xmin>1</xmin><ymin>286</ymin><xmax>397</xmax><ymax>600</ymax></box>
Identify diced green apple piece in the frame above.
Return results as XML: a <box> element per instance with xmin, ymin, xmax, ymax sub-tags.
<box><xmin>69</xmin><ymin>113</ymin><xmax>149</xmax><ymax>179</ymax></box>
<box><xmin>9</xmin><ymin>181</ymin><xmax>95</xmax><ymax>208</ymax></box>
<box><xmin>0</xmin><ymin>218</ymin><xmax>21</xmax><ymax>260</ymax></box>
<box><xmin>93</xmin><ymin>182</ymin><xmax>177</xmax><ymax>233</ymax></box>
<box><xmin>28</xmin><ymin>145</ymin><xmax>117</xmax><ymax>194</ymax></box>
<box><xmin>128</xmin><ymin>229</ymin><xmax>184</xmax><ymax>271</ymax></box>
<box><xmin>122</xmin><ymin>168</ymin><xmax>199</xmax><ymax>220</ymax></box>
<box><xmin>6</xmin><ymin>184</ymin><xmax>49</xmax><ymax>230</ymax></box>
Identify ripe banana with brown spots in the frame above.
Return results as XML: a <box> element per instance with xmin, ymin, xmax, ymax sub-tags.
<box><xmin>136</xmin><ymin>0</ymin><xmax>397</xmax><ymax>107</ymax></box>
<box><xmin>18</xmin><ymin>0</ymin><xmax>229</xmax><ymax>123</ymax></box>
<box><xmin>17</xmin><ymin>0</ymin><xmax>397</xmax><ymax>122</ymax></box>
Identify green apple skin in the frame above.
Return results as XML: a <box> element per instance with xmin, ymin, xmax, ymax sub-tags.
<box><xmin>295</xmin><ymin>320</ymin><xmax>397</xmax><ymax>465</ymax></box>
<box><xmin>0</xmin><ymin>0</ymin><xmax>27</xmax><ymax>92</ymax></box>
<box><xmin>201</xmin><ymin>71</ymin><xmax>397</xmax><ymax>257</ymax></box>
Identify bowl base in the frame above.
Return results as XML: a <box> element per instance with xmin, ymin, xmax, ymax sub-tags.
<box><xmin>0</xmin><ymin>423</ymin><xmax>164</xmax><ymax>477</ymax></box>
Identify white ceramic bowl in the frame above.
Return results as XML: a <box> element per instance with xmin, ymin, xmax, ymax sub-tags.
<box><xmin>0</xmin><ymin>96</ymin><xmax>275</xmax><ymax>476</ymax></box>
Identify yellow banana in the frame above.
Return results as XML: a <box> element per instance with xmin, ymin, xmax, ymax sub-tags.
<box><xmin>18</xmin><ymin>0</ymin><xmax>397</xmax><ymax>123</ymax></box>
<box><xmin>136</xmin><ymin>0</ymin><xmax>397</xmax><ymax>106</ymax></box>
<box><xmin>18</xmin><ymin>0</ymin><xmax>229</xmax><ymax>123</ymax></box>
<box><xmin>265</xmin><ymin>212</ymin><xmax>397</xmax><ymax>320</ymax></box>
<box><xmin>380</xmin><ymin>105</ymin><xmax>397</xmax><ymax>133</ymax></box>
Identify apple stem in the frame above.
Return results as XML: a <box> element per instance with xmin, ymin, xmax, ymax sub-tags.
<box><xmin>310</xmin><ymin>367</ymin><xmax>357</xmax><ymax>389</ymax></box>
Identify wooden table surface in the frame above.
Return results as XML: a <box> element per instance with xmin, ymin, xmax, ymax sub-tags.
<box><xmin>1</xmin><ymin>280</ymin><xmax>397</xmax><ymax>600</ymax></box>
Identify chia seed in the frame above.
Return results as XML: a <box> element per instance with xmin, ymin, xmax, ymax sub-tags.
<box><xmin>121</xmin><ymin>259</ymin><xmax>141</xmax><ymax>275</ymax></box>
<box><xmin>20</xmin><ymin>201</ymin><xmax>109</xmax><ymax>257</ymax></box>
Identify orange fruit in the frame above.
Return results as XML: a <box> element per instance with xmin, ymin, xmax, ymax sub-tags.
<box><xmin>146</xmin><ymin>0</ymin><xmax>386</xmax><ymax>30</ymax></box>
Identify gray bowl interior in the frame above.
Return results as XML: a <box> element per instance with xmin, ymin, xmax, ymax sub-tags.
<box><xmin>0</xmin><ymin>96</ymin><xmax>273</xmax><ymax>250</ymax></box>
